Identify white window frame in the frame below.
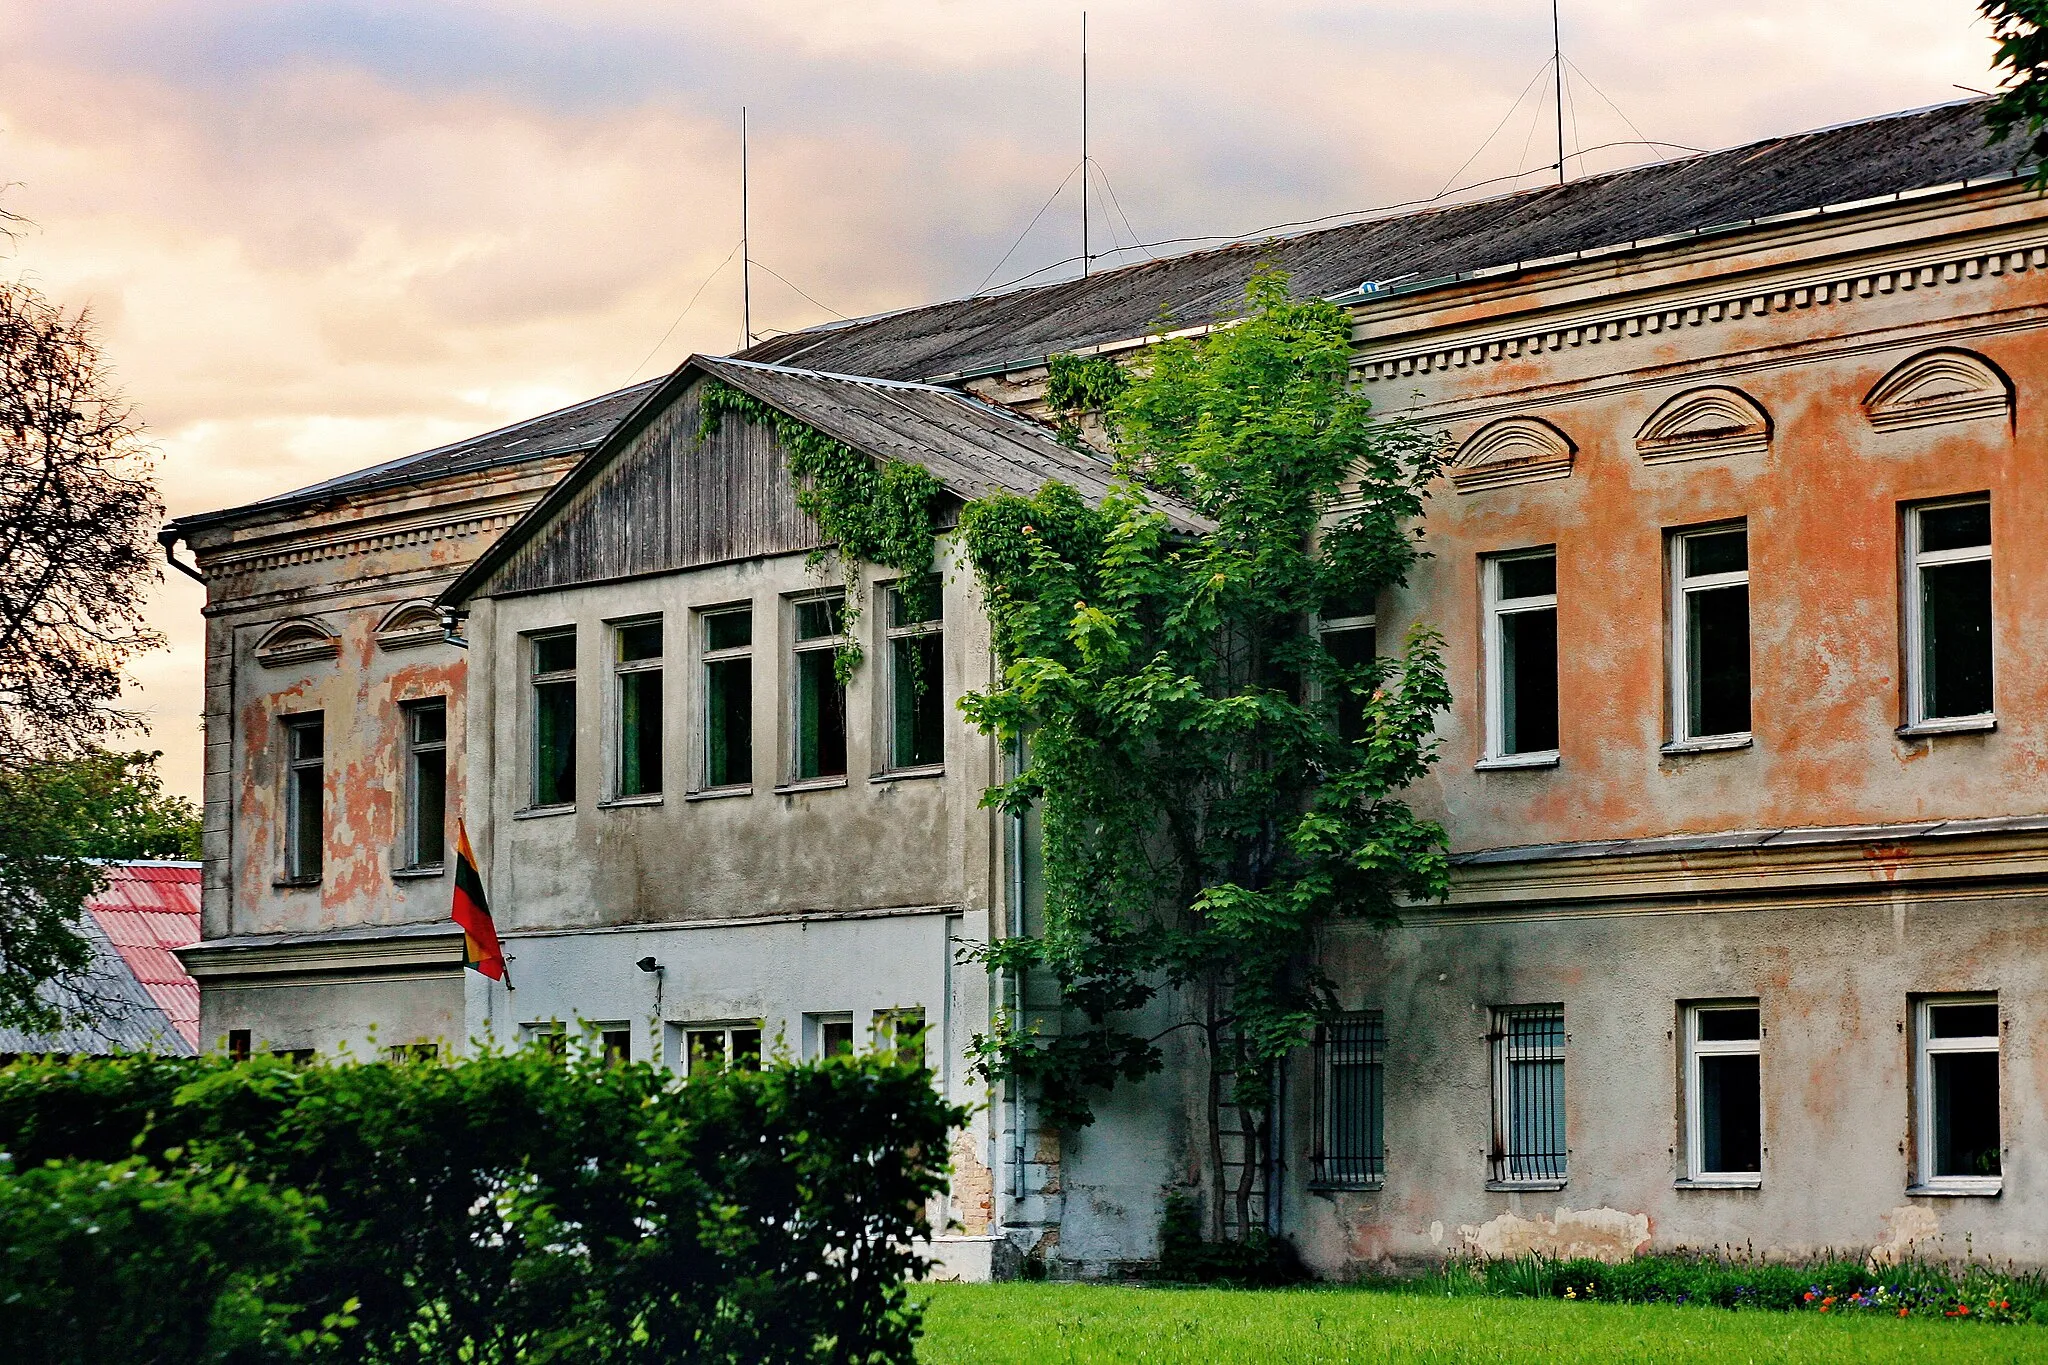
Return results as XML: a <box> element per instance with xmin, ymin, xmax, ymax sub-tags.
<box><xmin>788</xmin><ymin>593</ymin><xmax>848</xmax><ymax>784</ymax></box>
<box><xmin>608</xmin><ymin>616</ymin><xmax>663</xmax><ymax>802</ymax></box>
<box><xmin>668</xmin><ymin>1020</ymin><xmax>764</xmax><ymax>1074</ymax></box>
<box><xmin>1668</xmin><ymin>525</ymin><xmax>1752</xmax><ymax>748</ymax></box>
<box><xmin>1903</xmin><ymin>497</ymin><xmax>1994</xmax><ymax>732</ymax></box>
<box><xmin>1682</xmin><ymin>1001</ymin><xmax>1763</xmax><ymax>1188</ymax></box>
<box><xmin>526</xmin><ymin>628</ymin><xmax>577</xmax><ymax>810</ymax></box>
<box><xmin>282</xmin><ymin>712</ymin><xmax>324</xmax><ymax>883</ymax></box>
<box><xmin>698</xmin><ymin>604</ymin><xmax>754</xmax><ymax>793</ymax></box>
<box><xmin>400</xmin><ymin>698</ymin><xmax>447</xmax><ymax>871</ymax></box>
<box><xmin>1480</xmin><ymin>551</ymin><xmax>1559</xmax><ymax>768</ymax></box>
<box><xmin>806</xmin><ymin>1011</ymin><xmax>855</xmax><ymax>1059</ymax></box>
<box><xmin>1913</xmin><ymin>994</ymin><xmax>2002</xmax><ymax>1195</ymax></box>
<box><xmin>883</xmin><ymin>578</ymin><xmax>945</xmax><ymax>773</ymax></box>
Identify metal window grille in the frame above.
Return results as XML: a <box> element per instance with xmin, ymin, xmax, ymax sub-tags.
<box><xmin>1490</xmin><ymin>1005</ymin><xmax>1566</xmax><ymax>1183</ymax></box>
<box><xmin>1311</xmin><ymin>1014</ymin><xmax>1385</xmax><ymax>1187</ymax></box>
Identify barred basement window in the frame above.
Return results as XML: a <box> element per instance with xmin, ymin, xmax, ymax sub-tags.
<box><xmin>1670</xmin><ymin>525</ymin><xmax>1751</xmax><ymax>743</ymax></box>
<box><xmin>529</xmin><ymin>630</ymin><xmax>577</xmax><ymax>807</ymax></box>
<box><xmin>1904</xmin><ymin>498</ymin><xmax>1993</xmax><ymax>728</ymax></box>
<box><xmin>1482</xmin><ymin>551</ymin><xmax>1559</xmax><ymax>763</ymax></box>
<box><xmin>1311</xmin><ymin>1013</ymin><xmax>1385</xmax><ymax>1187</ymax></box>
<box><xmin>1915</xmin><ymin>995</ymin><xmax>2001</xmax><ymax>1193</ymax></box>
<box><xmin>1490</xmin><ymin>1005</ymin><xmax>1566</xmax><ymax>1184</ymax></box>
<box><xmin>282</xmin><ymin>713</ymin><xmax>324</xmax><ymax>882</ymax></box>
<box><xmin>613</xmin><ymin>619</ymin><xmax>663</xmax><ymax>798</ymax></box>
<box><xmin>791</xmin><ymin>596</ymin><xmax>847</xmax><ymax>780</ymax></box>
<box><xmin>886</xmin><ymin>577</ymin><xmax>944</xmax><ymax>770</ymax></box>
<box><xmin>702</xmin><ymin>607</ymin><xmax>753</xmax><ymax>789</ymax></box>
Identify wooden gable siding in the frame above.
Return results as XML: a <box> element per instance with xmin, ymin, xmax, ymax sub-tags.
<box><xmin>482</xmin><ymin>380</ymin><xmax>825</xmax><ymax>598</ymax></box>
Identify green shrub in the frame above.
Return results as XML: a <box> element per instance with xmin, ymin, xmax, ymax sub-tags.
<box><xmin>1418</xmin><ymin>1250</ymin><xmax>2048</xmax><ymax>1325</ymax></box>
<box><xmin>1155</xmin><ymin>1192</ymin><xmax>1302</xmax><ymax>1286</ymax></box>
<box><xmin>0</xmin><ymin>1156</ymin><xmax>331</xmax><ymax>1365</ymax></box>
<box><xmin>0</xmin><ymin>1046</ymin><xmax>965</xmax><ymax>1363</ymax></box>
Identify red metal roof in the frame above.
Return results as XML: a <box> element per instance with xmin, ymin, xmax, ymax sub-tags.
<box><xmin>88</xmin><ymin>863</ymin><xmax>201</xmax><ymax>1047</ymax></box>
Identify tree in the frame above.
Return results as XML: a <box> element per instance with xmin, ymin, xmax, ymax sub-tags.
<box><xmin>0</xmin><ymin>278</ymin><xmax>161</xmax><ymax>764</ymax></box>
<box><xmin>0</xmin><ymin>751</ymin><xmax>197</xmax><ymax>1031</ymax></box>
<box><xmin>957</xmin><ymin>269</ymin><xmax>1451</xmax><ymax>1244</ymax></box>
<box><xmin>1983</xmin><ymin>0</ymin><xmax>2048</xmax><ymax>183</ymax></box>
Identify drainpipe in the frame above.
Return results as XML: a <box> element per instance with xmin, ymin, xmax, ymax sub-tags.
<box><xmin>158</xmin><ymin>528</ymin><xmax>206</xmax><ymax>583</ymax></box>
<box><xmin>1006</xmin><ymin>735</ymin><xmax>1028</xmax><ymax>1235</ymax></box>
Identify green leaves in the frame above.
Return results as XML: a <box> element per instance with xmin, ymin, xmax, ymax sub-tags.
<box><xmin>1983</xmin><ymin>2</ymin><xmax>2048</xmax><ymax>187</ymax></box>
<box><xmin>957</xmin><ymin>271</ymin><xmax>1451</xmax><ymax>1167</ymax></box>
<box><xmin>0</xmin><ymin>1048</ymin><xmax>964</xmax><ymax>1364</ymax></box>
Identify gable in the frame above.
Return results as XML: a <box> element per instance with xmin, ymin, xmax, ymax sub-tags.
<box><xmin>478</xmin><ymin>376</ymin><xmax>830</xmax><ymax>598</ymax></box>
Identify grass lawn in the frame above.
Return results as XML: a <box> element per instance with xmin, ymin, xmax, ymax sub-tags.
<box><xmin>915</xmin><ymin>1283</ymin><xmax>2048</xmax><ymax>1364</ymax></box>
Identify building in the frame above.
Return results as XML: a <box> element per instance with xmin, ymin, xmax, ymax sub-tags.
<box><xmin>0</xmin><ymin>861</ymin><xmax>202</xmax><ymax>1060</ymax></box>
<box><xmin>169</xmin><ymin>98</ymin><xmax>2048</xmax><ymax>1273</ymax></box>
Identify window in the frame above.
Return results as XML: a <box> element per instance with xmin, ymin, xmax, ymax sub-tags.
<box><xmin>387</xmin><ymin>1042</ymin><xmax>439</xmax><ymax>1063</ymax></box>
<box><xmin>886</xmin><ymin>577</ymin><xmax>944</xmax><ymax>769</ymax></box>
<box><xmin>682</xmin><ymin>1023</ymin><xmax>762</xmax><ymax>1075</ymax></box>
<box><xmin>1670</xmin><ymin>526</ymin><xmax>1751</xmax><ymax>743</ymax></box>
<box><xmin>1482</xmin><ymin>552</ymin><xmax>1559</xmax><ymax>762</ymax></box>
<box><xmin>1684</xmin><ymin>1003</ymin><xmax>1761</xmax><ymax>1184</ymax></box>
<box><xmin>702</xmin><ymin>607</ymin><xmax>753</xmax><ymax>789</ymax></box>
<box><xmin>402</xmin><ymin>700</ymin><xmax>447</xmax><ymax>869</ymax></box>
<box><xmin>873</xmin><ymin>1007</ymin><xmax>927</xmax><ymax>1066</ymax></box>
<box><xmin>1490</xmin><ymin>1005</ymin><xmax>1566</xmax><ymax>1184</ymax></box>
<box><xmin>1905</xmin><ymin>498</ymin><xmax>1993</xmax><ymax>727</ymax></box>
<box><xmin>613</xmin><ymin>619</ymin><xmax>663</xmax><ymax>798</ymax></box>
<box><xmin>1319</xmin><ymin>596</ymin><xmax>1377</xmax><ymax>744</ymax></box>
<box><xmin>791</xmin><ymin>596</ymin><xmax>847</xmax><ymax>781</ymax></box>
<box><xmin>1915</xmin><ymin>995</ymin><xmax>2001</xmax><ymax>1192</ymax></box>
<box><xmin>598</xmin><ymin>1026</ymin><xmax>634</xmax><ymax>1065</ymax></box>
<box><xmin>1312</xmin><ymin>1013</ymin><xmax>1385</xmax><ymax>1187</ymax></box>
<box><xmin>283</xmin><ymin>714</ymin><xmax>324</xmax><ymax>881</ymax></box>
<box><xmin>227</xmin><ymin>1029</ymin><xmax>252</xmax><ymax>1062</ymax></box>
<box><xmin>809</xmin><ymin>1012</ymin><xmax>854</xmax><ymax>1059</ymax></box>
<box><xmin>530</xmin><ymin>630</ymin><xmax>577</xmax><ymax>807</ymax></box>
<box><xmin>524</xmin><ymin>1022</ymin><xmax>568</xmax><ymax>1058</ymax></box>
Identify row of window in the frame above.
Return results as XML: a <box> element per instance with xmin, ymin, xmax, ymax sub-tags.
<box><xmin>1452</xmin><ymin>495</ymin><xmax>1993</xmax><ymax>766</ymax></box>
<box><xmin>279</xmin><ymin>699</ymin><xmax>448</xmax><ymax>881</ymax></box>
<box><xmin>519</xmin><ymin>1008</ymin><xmax>926</xmax><ymax>1072</ymax></box>
<box><xmin>526</xmin><ymin>578</ymin><xmax>945</xmax><ymax>810</ymax></box>
<box><xmin>1312</xmin><ymin>994</ymin><xmax>2004</xmax><ymax>1195</ymax></box>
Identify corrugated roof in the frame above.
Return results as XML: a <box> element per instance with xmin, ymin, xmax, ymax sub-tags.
<box><xmin>697</xmin><ymin>357</ymin><xmax>1213</xmax><ymax>531</ymax></box>
<box><xmin>738</xmin><ymin>99</ymin><xmax>2017</xmax><ymax>382</ymax></box>
<box><xmin>0</xmin><ymin>862</ymin><xmax>200</xmax><ymax>1056</ymax></box>
<box><xmin>167</xmin><ymin>380</ymin><xmax>664</xmax><ymax>533</ymax></box>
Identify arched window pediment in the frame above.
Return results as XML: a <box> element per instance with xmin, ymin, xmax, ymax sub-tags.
<box><xmin>1864</xmin><ymin>348</ymin><xmax>2012</xmax><ymax>432</ymax></box>
<box><xmin>1448</xmin><ymin>417</ymin><xmax>1576</xmax><ymax>493</ymax></box>
<box><xmin>376</xmin><ymin>601</ymin><xmax>447</xmax><ymax>652</ymax></box>
<box><xmin>254</xmin><ymin>618</ymin><xmax>339</xmax><ymax>669</ymax></box>
<box><xmin>1635</xmin><ymin>387</ymin><xmax>1771</xmax><ymax>464</ymax></box>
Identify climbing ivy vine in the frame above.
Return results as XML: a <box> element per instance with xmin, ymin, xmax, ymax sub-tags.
<box><xmin>699</xmin><ymin>379</ymin><xmax>944</xmax><ymax>677</ymax></box>
<box><xmin>957</xmin><ymin>267</ymin><xmax>1452</xmax><ymax>1244</ymax></box>
<box><xmin>1043</xmin><ymin>351</ymin><xmax>1130</xmax><ymax>446</ymax></box>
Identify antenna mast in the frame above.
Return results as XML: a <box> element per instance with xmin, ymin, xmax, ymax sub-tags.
<box><xmin>1552</xmin><ymin>0</ymin><xmax>1565</xmax><ymax>184</ymax></box>
<box><xmin>1081</xmin><ymin>11</ymin><xmax>1090</xmax><ymax>278</ymax></box>
<box><xmin>741</xmin><ymin>107</ymin><xmax>752</xmax><ymax>348</ymax></box>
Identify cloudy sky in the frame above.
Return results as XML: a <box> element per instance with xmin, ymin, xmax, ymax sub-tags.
<box><xmin>0</xmin><ymin>0</ymin><xmax>2006</xmax><ymax>798</ymax></box>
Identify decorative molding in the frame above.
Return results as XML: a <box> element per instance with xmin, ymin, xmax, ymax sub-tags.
<box><xmin>1864</xmin><ymin>347</ymin><xmax>2013</xmax><ymax>431</ymax></box>
<box><xmin>375</xmin><ymin>600</ymin><xmax>446</xmax><ymax>652</ymax></box>
<box><xmin>207</xmin><ymin>510</ymin><xmax>526</xmax><ymax>578</ymax></box>
<box><xmin>253</xmin><ymin>618</ymin><xmax>339</xmax><ymax>669</ymax></box>
<box><xmin>1355</xmin><ymin>239</ymin><xmax>2048</xmax><ymax>386</ymax></box>
<box><xmin>1635</xmin><ymin>386</ymin><xmax>1771</xmax><ymax>464</ymax></box>
<box><xmin>1448</xmin><ymin>416</ymin><xmax>1576</xmax><ymax>492</ymax></box>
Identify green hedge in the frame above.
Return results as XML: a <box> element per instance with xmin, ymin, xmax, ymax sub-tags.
<box><xmin>1416</xmin><ymin>1251</ymin><xmax>2048</xmax><ymax>1325</ymax></box>
<box><xmin>0</xmin><ymin>1046</ymin><xmax>965</xmax><ymax>1363</ymax></box>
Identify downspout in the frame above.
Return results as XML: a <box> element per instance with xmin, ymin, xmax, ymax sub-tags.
<box><xmin>1006</xmin><ymin>734</ymin><xmax>1028</xmax><ymax>1231</ymax></box>
<box><xmin>159</xmin><ymin>528</ymin><xmax>206</xmax><ymax>584</ymax></box>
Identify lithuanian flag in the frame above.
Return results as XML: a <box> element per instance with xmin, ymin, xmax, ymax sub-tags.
<box><xmin>452</xmin><ymin>821</ymin><xmax>509</xmax><ymax>984</ymax></box>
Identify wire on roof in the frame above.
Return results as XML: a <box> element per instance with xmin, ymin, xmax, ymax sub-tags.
<box><xmin>627</xmin><ymin>238</ymin><xmax>742</xmax><ymax>383</ymax></box>
<box><xmin>752</xmin><ymin>259</ymin><xmax>849</xmax><ymax>321</ymax></box>
<box><xmin>975</xmin><ymin>159</ymin><xmax>1088</xmax><ymax>294</ymax></box>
